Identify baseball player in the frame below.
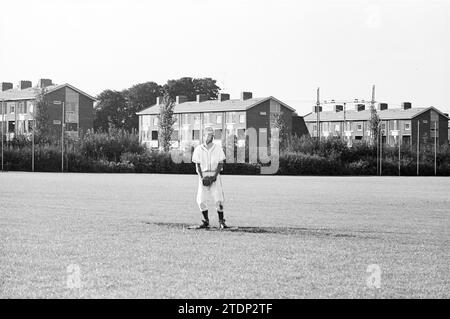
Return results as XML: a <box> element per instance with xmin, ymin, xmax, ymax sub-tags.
<box><xmin>191</xmin><ymin>126</ymin><xmax>229</xmax><ymax>229</ymax></box>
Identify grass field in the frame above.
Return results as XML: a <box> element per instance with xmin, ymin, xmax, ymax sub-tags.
<box><xmin>0</xmin><ymin>172</ymin><xmax>449</xmax><ymax>298</ymax></box>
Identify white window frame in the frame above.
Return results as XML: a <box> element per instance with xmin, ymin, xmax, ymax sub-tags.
<box><xmin>405</xmin><ymin>123</ymin><xmax>411</xmax><ymax>130</ymax></box>
<box><xmin>216</xmin><ymin>114</ymin><xmax>222</xmax><ymax>124</ymax></box>
<box><xmin>357</xmin><ymin>124</ymin><xmax>363</xmax><ymax>131</ymax></box>
<box><xmin>239</xmin><ymin>114</ymin><xmax>246</xmax><ymax>124</ymax></box>
<box><xmin>153</xmin><ymin>116</ymin><xmax>159</xmax><ymax>126</ymax></box>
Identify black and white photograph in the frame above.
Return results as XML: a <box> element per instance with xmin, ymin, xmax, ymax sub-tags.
<box><xmin>0</xmin><ymin>0</ymin><xmax>449</xmax><ymax>304</ymax></box>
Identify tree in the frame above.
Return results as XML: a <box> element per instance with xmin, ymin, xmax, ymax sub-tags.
<box><xmin>34</xmin><ymin>88</ymin><xmax>52</xmax><ymax>142</ymax></box>
<box><xmin>123</xmin><ymin>82</ymin><xmax>163</xmax><ymax>131</ymax></box>
<box><xmin>163</xmin><ymin>77</ymin><xmax>220</xmax><ymax>101</ymax></box>
<box><xmin>94</xmin><ymin>90</ymin><xmax>127</xmax><ymax>132</ymax></box>
<box><xmin>157</xmin><ymin>93</ymin><xmax>176</xmax><ymax>152</ymax></box>
<box><xmin>369</xmin><ymin>106</ymin><xmax>380</xmax><ymax>145</ymax></box>
<box><xmin>271</xmin><ymin>111</ymin><xmax>289</xmax><ymax>150</ymax></box>
<box><xmin>193</xmin><ymin>77</ymin><xmax>220</xmax><ymax>100</ymax></box>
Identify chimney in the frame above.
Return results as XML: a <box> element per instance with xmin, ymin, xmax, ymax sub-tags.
<box><xmin>155</xmin><ymin>96</ymin><xmax>162</xmax><ymax>105</ymax></box>
<box><xmin>38</xmin><ymin>78</ymin><xmax>53</xmax><ymax>88</ymax></box>
<box><xmin>176</xmin><ymin>95</ymin><xmax>188</xmax><ymax>104</ymax></box>
<box><xmin>377</xmin><ymin>103</ymin><xmax>388</xmax><ymax>111</ymax></box>
<box><xmin>219</xmin><ymin>93</ymin><xmax>230</xmax><ymax>102</ymax></box>
<box><xmin>19</xmin><ymin>80</ymin><xmax>32</xmax><ymax>90</ymax></box>
<box><xmin>355</xmin><ymin>104</ymin><xmax>365</xmax><ymax>111</ymax></box>
<box><xmin>241</xmin><ymin>91</ymin><xmax>253</xmax><ymax>100</ymax></box>
<box><xmin>1</xmin><ymin>82</ymin><xmax>13</xmax><ymax>91</ymax></box>
<box><xmin>312</xmin><ymin>105</ymin><xmax>322</xmax><ymax>113</ymax></box>
<box><xmin>196</xmin><ymin>94</ymin><xmax>208</xmax><ymax>103</ymax></box>
<box><xmin>333</xmin><ymin>105</ymin><xmax>343</xmax><ymax>112</ymax></box>
<box><xmin>401</xmin><ymin>102</ymin><xmax>412</xmax><ymax>110</ymax></box>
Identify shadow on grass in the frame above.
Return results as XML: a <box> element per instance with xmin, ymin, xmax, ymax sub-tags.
<box><xmin>144</xmin><ymin>222</ymin><xmax>380</xmax><ymax>239</ymax></box>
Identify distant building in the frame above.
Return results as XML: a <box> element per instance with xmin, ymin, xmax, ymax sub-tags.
<box><xmin>137</xmin><ymin>92</ymin><xmax>308</xmax><ymax>152</ymax></box>
<box><xmin>0</xmin><ymin>79</ymin><xmax>96</xmax><ymax>139</ymax></box>
<box><xmin>304</xmin><ymin>102</ymin><xmax>449</xmax><ymax>146</ymax></box>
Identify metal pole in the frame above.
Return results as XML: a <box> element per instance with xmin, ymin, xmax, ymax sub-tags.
<box><xmin>398</xmin><ymin>134</ymin><xmax>401</xmax><ymax>176</ymax></box>
<box><xmin>434</xmin><ymin>122</ymin><xmax>437</xmax><ymax>176</ymax></box>
<box><xmin>376</xmin><ymin>125</ymin><xmax>379</xmax><ymax>176</ymax></box>
<box><xmin>32</xmin><ymin>119</ymin><xmax>35</xmax><ymax>172</ymax></box>
<box><xmin>1</xmin><ymin>99</ymin><xmax>4</xmax><ymax>172</ymax></box>
<box><xmin>61</xmin><ymin>102</ymin><xmax>65</xmax><ymax>173</ymax></box>
<box><xmin>380</xmin><ymin>124</ymin><xmax>382</xmax><ymax>176</ymax></box>
<box><xmin>417</xmin><ymin>121</ymin><xmax>420</xmax><ymax>176</ymax></box>
<box><xmin>343</xmin><ymin>102</ymin><xmax>347</xmax><ymax>141</ymax></box>
<box><xmin>316</xmin><ymin>88</ymin><xmax>320</xmax><ymax>140</ymax></box>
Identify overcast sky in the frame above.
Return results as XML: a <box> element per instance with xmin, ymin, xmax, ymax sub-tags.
<box><xmin>1</xmin><ymin>0</ymin><xmax>449</xmax><ymax>115</ymax></box>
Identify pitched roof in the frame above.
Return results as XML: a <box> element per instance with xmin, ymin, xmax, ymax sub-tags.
<box><xmin>303</xmin><ymin>107</ymin><xmax>449</xmax><ymax>122</ymax></box>
<box><xmin>136</xmin><ymin>96</ymin><xmax>296</xmax><ymax>115</ymax></box>
<box><xmin>0</xmin><ymin>83</ymin><xmax>96</xmax><ymax>101</ymax></box>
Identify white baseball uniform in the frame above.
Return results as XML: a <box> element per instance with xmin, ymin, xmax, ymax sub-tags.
<box><xmin>192</xmin><ymin>142</ymin><xmax>226</xmax><ymax>212</ymax></box>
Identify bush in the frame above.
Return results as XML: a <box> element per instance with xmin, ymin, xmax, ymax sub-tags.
<box><xmin>2</xmin><ymin>132</ymin><xmax>450</xmax><ymax>175</ymax></box>
<box><xmin>77</xmin><ymin>128</ymin><xmax>145</xmax><ymax>162</ymax></box>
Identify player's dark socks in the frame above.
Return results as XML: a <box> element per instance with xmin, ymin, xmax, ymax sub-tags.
<box><xmin>202</xmin><ymin>210</ymin><xmax>209</xmax><ymax>221</ymax></box>
<box><xmin>217</xmin><ymin>211</ymin><xmax>224</xmax><ymax>221</ymax></box>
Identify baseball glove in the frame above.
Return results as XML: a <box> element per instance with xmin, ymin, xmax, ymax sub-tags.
<box><xmin>202</xmin><ymin>176</ymin><xmax>216</xmax><ymax>187</ymax></box>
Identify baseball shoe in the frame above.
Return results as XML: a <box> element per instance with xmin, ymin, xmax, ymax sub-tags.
<box><xmin>197</xmin><ymin>219</ymin><xmax>210</xmax><ymax>229</ymax></box>
<box><xmin>218</xmin><ymin>219</ymin><xmax>229</xmax><ymax>229</ymax></box>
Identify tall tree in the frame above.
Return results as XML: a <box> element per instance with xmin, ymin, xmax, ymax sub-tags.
<box><xmin>163</xmin><ymin>77</ymin><xmax>220</xmax><ymax>101</ymax></box>
<box><xmin>94</xmin><ymin>90</ymin><xmax>127</xmax><ymax>132</ymax></box>
<box><xmin>157</xmin><ymin>93</ymin><xmax>176</xmax><ymax>152</ymax></box>
<box><xmin>271</xmin><ymin>111</ymin><xmax>289</xmax><ymax>150</ymax></box>
<box><xmin>193</xmin><ymin>77</ymin><xmax>220</xmax><ymax>100</ymax></box>
<box><xmin>123</xmin><ymin>82</ymin><xmax>163</xmax><ymax>131</ymax></box>
<box><xmin>34</xmin><ymin>88</ymin><xmax>52</xmax><ymax>142</ymax></box>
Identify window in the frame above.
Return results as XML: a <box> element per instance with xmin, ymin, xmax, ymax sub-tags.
<box><xmin>357</xmin><ymin>124</ymin><xmax>363</xmax><ymax>131</ymax></box>
<box><xmin>313</xmin><ymin>125</ymin><xmax>317</xmax><ymax>131</ymax></box>
<box><xmin>237</xmin><ymin>129</ymin><xmax>246</xmax><ymax>139</ymax></box>
<box><xmin>153</xmin><ymin>116</ymin><xmax>158</xmax><ymax>126</ymax></box>
<box><xmin>171</xmin><ymin>130</ymin><xmax>178</xmax><ymax>140</ymax></box>
<box><xmin>404</xmin><ymin>123</ymin><xmax>411</xmax><ymax>130</ymax></box>
<box><xmin>215</xmin><ymin>129</ymin><xmax>222</xmax><ymax>139</ymax></box>
<box><xmin>182</xmin><ymin>114</ymin><xmax>189</xmax><ymax>125</ymax></box>
<box><xmin>381</xmin><ymin>123</ymin><xmax>386</xmax><ymax>130</ymax></box>
<box><xmin>194</xmin><ymin>114</ymin><xmax>200</xmax><ymax>125</ymax></box>
<box><xmin>216</xmin><ymin>114</ymin><xmax>222</xmax><ymax>124</ymax></box>
<box><xmin>10</xmin><ymin>105</ymin><xmax>15</xmax><ymax>114</ymax></box>
<box><xmin>8</xmin><ymin>121</ymin><xmax>15</xmax><ymax>133</ymax></box>
<box><xmin>66</xmin><ymin>123</ymin><xmax>78</xmax><ymax>132</ymax></box>
<box><xmin>239</xmin><ymin>114</ymin><xmax>246</xmax><ymax>124</ymax></box>
<box><xmin>66</xmin><ymin>111</ymin><xmax>77</xmax><ymax>123</ymax></box>
<box><xmin>203</xmin><ymin>113</ymin><xmax>210</xmax><ymax>124</ymax></box>
<box><xmin>192</xmin><ymin>130</ymin><xmax>200</xmax><ymax>140</ymax></box>
<box><xmin>226</xmin><ymin>112</ymin><xmax>235</xmax><ymax>123</ymax></box>
<box><xmin>260</xmin><ymin>112</ymin><xmax>267</xmax><ymax>116</ymax></box>
<box><xmin>151</xmin><ymin>131</ymin><xmax>158</xmax><ymax>140</ymax></box>
<box><xmin>335</xmin><ymin>124</ymin><xmax>340</xmax><ymax>131</ymax></box>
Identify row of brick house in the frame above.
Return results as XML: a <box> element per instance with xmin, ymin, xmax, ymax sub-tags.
<box><xmin>0</xmin><ymin>79</ymin><xmax>95</xmax><ymax>140</ymax></box>
<box><xmin>1</xmin><ymin>78</ymin><xmax>449</xmax><ymax>150</ymax></box>
<box><xmin>303</xmin><ymin>102</ymin><xmax>449</xmax><ymax>147</ymax></box>
<box><xmin>136</xmin><ymin>92</ymin><xmax>308</xmax><ymax>152</ymax></box>
<box><xmin>137</xmin><ymin>93</ymin><xmax>449</xmax><ymax>150</ymax></box>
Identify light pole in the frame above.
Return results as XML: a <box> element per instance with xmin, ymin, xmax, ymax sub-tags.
<box><xmin>29</xmin><ymin>102</ymin><xmax>35</xmax><ymax>172</ymax></box>
<box><xmin>434</xmin><ymin>122</ymin><xmax>437</xmax><ymax>176</ymax></box>
<box><xmin>417</xmin><ymin>121</ymin><xmax>420</xmax><ymax>176</ymax></box>
<box><xmin>53</xmin><ymin>100</ymin><xmax>65</xmax><ymax>172</ymax></box>
<box><xmin>379</xmin><ymin>122</ymin><xmax>383</xmax><ymax>176</ymax></box>
<box><xmin>1</xmin><ymin>99</ymin><xmax>4</xmax><ymax>172</ymax></box>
